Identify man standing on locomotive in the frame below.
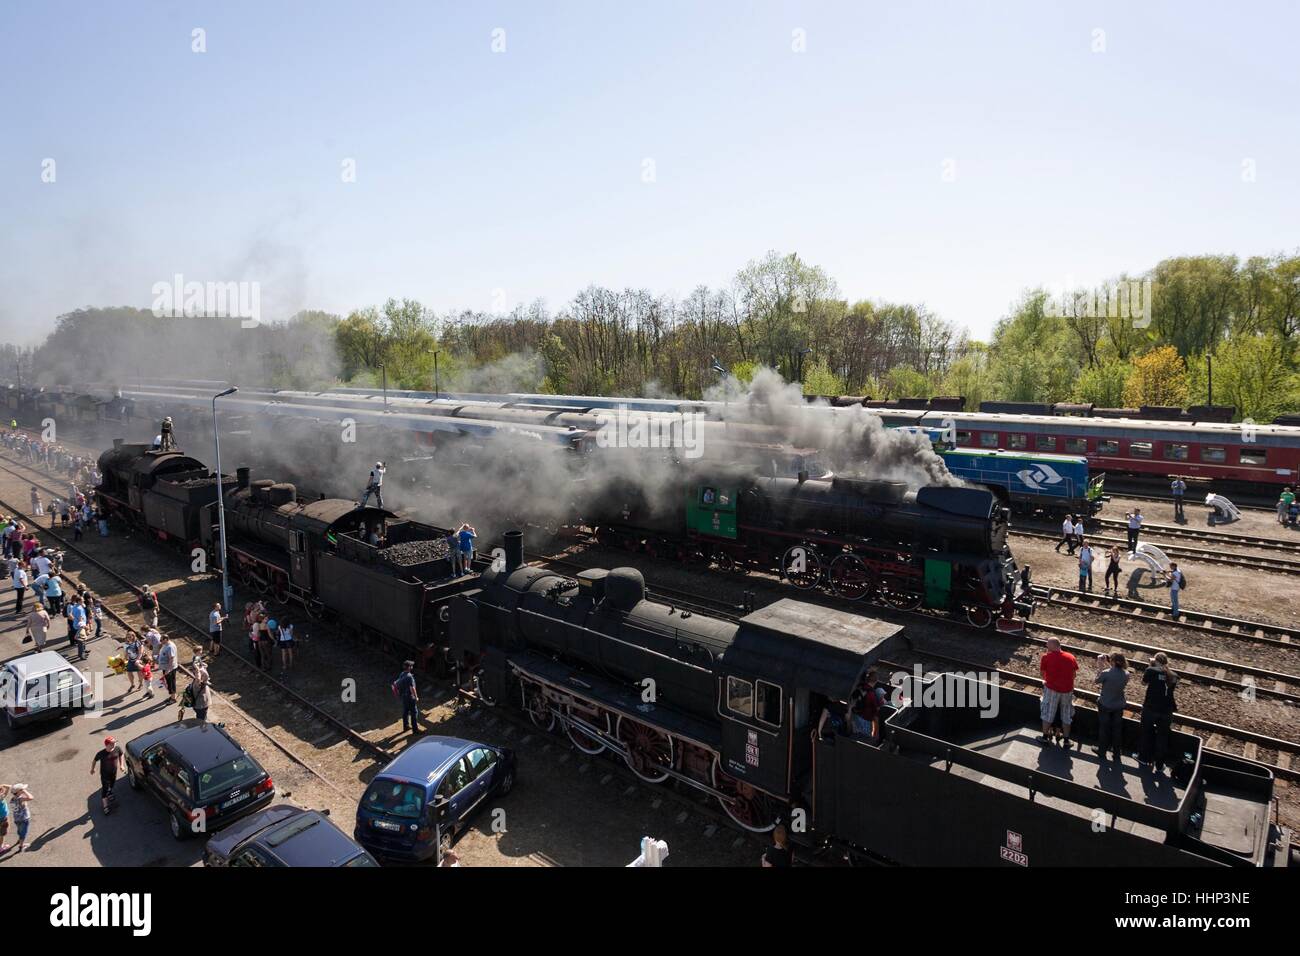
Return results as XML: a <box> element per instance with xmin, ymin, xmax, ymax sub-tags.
<box><xmin>359</xmin><ymin>461</ymin><xmax>386</xmax><ymax>508</ymax></box>
<box><xmin>1039</xmin><ymin>637</ymin><xmax>1078</xmax><ymax>748</ymax></box>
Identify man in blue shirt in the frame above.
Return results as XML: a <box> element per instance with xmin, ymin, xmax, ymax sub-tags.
<box><xmin>456</xmin><ymin>523</ymin><xmax>477</xmax><ymax>576</ymax></box>
<box><xmin>67</xmin><ymin>596</ymin><xmax>88</xmax><ymax>660</ymax></box>
<box><xmin>392</xmin><ymin>660</ymin><xmax>419</xmax><ymax>733</ymax></box>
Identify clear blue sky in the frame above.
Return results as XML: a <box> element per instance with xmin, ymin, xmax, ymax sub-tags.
<box><xmin>2</xmin><ymin>0</ymin><xmax>1296</xmax><ymax>343</ymax></box>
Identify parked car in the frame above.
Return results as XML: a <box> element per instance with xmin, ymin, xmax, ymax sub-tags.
<box><xmin>355</xmin><ymin>736</ymin><xmax>515</xmax><ymax>863</ymax></box>
<box><xmin>0</xmin><ymin>651</ymin><xmax>94</xmax><ymax>730</ymax></box>
<box><xmin>125</xmin><ymin>720</ymin><xmax>275</xmax><ymax>840</ymax></box>
<box><xmin>204</xmin><ymin>804</ymin><xmax>378</xmax><ymax>867</ymax></box>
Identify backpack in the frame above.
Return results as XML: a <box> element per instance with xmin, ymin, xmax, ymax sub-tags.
<box><xmin>1177</xmin><ymin>571</ymin><xmax>1188</xmax><ymax>590</ymax></box>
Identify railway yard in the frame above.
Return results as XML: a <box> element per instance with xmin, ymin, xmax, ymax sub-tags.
<box><xmin>1</xmin><ymin>410</ymin><xmax>1298</xmax><ymax>871</ymax></box>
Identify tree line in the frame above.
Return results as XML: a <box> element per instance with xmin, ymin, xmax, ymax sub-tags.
<box><xmin>6</xmin><ymin>249</ymin><xmax>1299</xmax><ymax>422</ymax></box>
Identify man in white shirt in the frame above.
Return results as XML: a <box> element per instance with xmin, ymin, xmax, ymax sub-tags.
<box><xmin>1126</xmin><ymin>509</ymin><xmax>1143</xmax><ymax>551</ymax></box>
<box><xmin>11</xmin><ymin>562</ymin><xmax>28</xmax><ymax>614</ymax></box>
<box><xmin>31</xmin><ymin>552</ymin><xmax>51</xmax><ymax>578</ymax></box>
<box><xmin>359</xmin><ymin>462</ymin><xmax>386</xmax><ymax>508</ymax></box>
<box><xmin>1055</xmin><ymin>514</ymin><xmax>1075</xmax><ymax>554</ymax></box>
<box><xmin>1072</xmin><ymin>517</ymin><xmax>1085</xmax><ymax>549</ymax></box>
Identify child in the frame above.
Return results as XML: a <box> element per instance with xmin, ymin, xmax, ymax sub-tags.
<box><xmin>92</xmin><ymin>596</ymin><xmax>104</xmax><ymax>640</ymax></box>
<box><xmin>9</xmin><ymin>783</ymin><xmax>32</xmax><ymax>852</ymax></box>
<box><xmin>278</xmin><ymin>621</ymin><xmax>295</xmax><ymax>675</ymax></box>
<box><xmin>139</xmin><ymin>652</ymin><xmax>156</xmax><ymax>699</ymax></box>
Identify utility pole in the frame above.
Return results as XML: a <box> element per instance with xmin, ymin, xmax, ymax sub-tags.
<box><xmin>1207</xmin><ymin>354</ymin><xmax>1213</xmax><ymax>407</ymax></box>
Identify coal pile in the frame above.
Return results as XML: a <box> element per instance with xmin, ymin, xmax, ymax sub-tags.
<box><xmin>380</xmin><ymin>538</ymin><xmax>451</xmax><ymax>567</ymax></box>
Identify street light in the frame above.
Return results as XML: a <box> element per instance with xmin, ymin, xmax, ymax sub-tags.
<box><xmin>212</xmin><ymin>385</ymin><xmax>238</xmax><ymax>614</ymax></box>
<box><xmin>430</xmin><ymin>350</ymin><xmax>441</xmax><ymax>398</ymax></box>
<box><xmin>378</xmin><ymin>364</ymin><xmax>388</xmax><ymax>410</ymax></box>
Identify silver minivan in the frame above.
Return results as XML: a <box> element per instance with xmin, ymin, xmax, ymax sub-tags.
<box><xmin>0</xmin><ymin>651</ymin><xmax>95</xmax><ymax>729</ymax></box>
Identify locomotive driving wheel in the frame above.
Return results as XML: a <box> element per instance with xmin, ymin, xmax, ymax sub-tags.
<box><xmin>272</xmin><ymin>577</ymin><xmax>290</xmax><ymax>605</ymax></box>
<box><xmin>712</xmin><ymin>758</ymin><xmax>779</xmax><ymax>833</ymax></box>
<box><xmin>780</xmin><ymin>545</ymin><xmax>823</xmax><ymax>591</ymax></box>
<box><xmin>828</xmin><ymin>553</ymin><xmax>875</xmax><ymax>601</ymax></box>
<box><xmin>714</xmin><ymin>551</ymin><xmax>737</xmax><ymax>574</ymax></box>
<box><xmin>615</xmin><ymin>715</ymin><xmax>674</xmax><ymax>783</ymax></box>
<box><xmin>563</xmin><ymin>704</ymin><xmax>610</xmax><ymax>755</ymax></box>
<box><xmin>520</xmin><ymin>682</ymin><xmax>555</xmax><ymax>731</ymax></box>
<box><xmin>881</xmin><ymin>581</ymin><xmax>922</xmax><ymax>611</ymax></box>
<box><xmin>965</xmin><ymin>605</ymin><xmax>994</xmax><ymax>628</ymax></box>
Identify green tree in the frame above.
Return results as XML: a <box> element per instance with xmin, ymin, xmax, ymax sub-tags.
<box><xmin>1123</xmin><ymin>346</ymin><xmax>1188</xmax><ymax>407</ymax></box>
<box><xmin>801</xmin><ymin>359</ymin><xmax>844</xmax><ymax>397</ymax></box>
<box><xmin>1073</xmin><ymin>362</ymin><xmax>1129</xmax><ymax>407</ymax></box>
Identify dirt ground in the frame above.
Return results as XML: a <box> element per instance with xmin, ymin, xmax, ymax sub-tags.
<box><xmin>1100</xmin><ymin>493</ymin><xmax>1300</xmax><ymax>544</ymax></box>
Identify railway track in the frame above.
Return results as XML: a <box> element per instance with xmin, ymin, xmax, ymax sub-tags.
<box><xmin>1085</xmin><ymin>516</ymin><xmax>1300</xmax><ymax>554</ymax></box>
<box><xmin>1032</xmin><ymin>584</ymin><xmax>1299</xmax><ymax>651</ymax></box>
<box><xmin>1012</xmin><ymin>526</ymin><xmax>1300</xmax><ymax>575</ymax></box>
<box><xmin>1102</xmin><ymin>487</ymin><xmax>1275</xmax><ymax>513</ymax></box>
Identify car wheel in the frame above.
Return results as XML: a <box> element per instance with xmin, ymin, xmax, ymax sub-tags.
<box><xmin>128</xmin><ymin>766</ymin><xmax>142</xmax><ymax>790</ymax></box>
<box><xmin>498</xmin><ymin>769</ymin><xmax>515</xmax><ymax>796</ymax></box>
<box><xmin>169</xmin><ymin>811</ymin><xmax>188</xmax><ymax>841</ymax></box>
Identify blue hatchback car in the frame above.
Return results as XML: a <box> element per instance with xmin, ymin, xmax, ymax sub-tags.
<box><xmin>355</xmin><ymin>736</ymin><xmax>516</xmax><ymax>863</ymax></box>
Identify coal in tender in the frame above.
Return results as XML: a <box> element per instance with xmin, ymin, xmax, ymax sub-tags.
<box><xmin>379</xmin><ymin>538</ymin><xmax>452</xmax><ymax>566</ymax></box>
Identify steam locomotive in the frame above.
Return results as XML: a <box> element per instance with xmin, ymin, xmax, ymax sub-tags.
<box><xmin>585</xmin><ymin>472</ymin><xmax>1026</xmax><ymax>629</ymax></box>
<box><xmin>439</xmin><ymin>534</ymin><xmax>1290</xmax><ymax>865</ymax></box>
<box><xmin>95</xmin><ymin>442</ymin><xmax>475</xmax><ymax>661</ymax></box>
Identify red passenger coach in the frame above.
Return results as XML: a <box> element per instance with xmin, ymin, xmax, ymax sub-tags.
<box><xmin>890</xmin><ymin>411</ymin><xmax>1300</xmax><ymax>492</ymax></box>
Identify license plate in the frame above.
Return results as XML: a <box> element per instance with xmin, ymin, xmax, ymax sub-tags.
<box><xmin>372</xmin><ymin>819</ymin><xmax>401</xmax><ymax>832</ymax></box>
<box><xmin>221</xmin><ymin>792</ymin><xmax>249</xmax><ymax>810</ymax></box>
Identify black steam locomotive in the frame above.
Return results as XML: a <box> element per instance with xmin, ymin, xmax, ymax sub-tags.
<box><xmin>96</xmin><ymin>442</ymin><xmax>474</xmax><ymax>661</ymax></box>
<box><xmin>442</xmin><ymin>535</ymin><xmax>1290</xmax><ymax>866</ymax></box>
<box><xmin>586</xmin><ymin>471</ymin><xmax>1026</xmax><ymax>629</ymax></box>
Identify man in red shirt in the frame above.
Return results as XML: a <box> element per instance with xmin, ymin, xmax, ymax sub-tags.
<box><xmin>1039</xmin><ymin>637</ymin><xmax>1079</xmax><ymax>748</ymax></box>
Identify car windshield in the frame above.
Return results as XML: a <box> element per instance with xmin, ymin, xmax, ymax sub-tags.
<box><xmin>195</xmin><ymin>755</ymin><xmax>265</xmax><ymax>801</ymax></box>
<box><xmin>362</xmin><ymin>779</ymin><xmax>426</xmax><ymax>819</ymax></box>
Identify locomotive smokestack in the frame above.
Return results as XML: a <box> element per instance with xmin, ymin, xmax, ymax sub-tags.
<box><xmin>236</xmin><ymin>467</ymin><xmax>250</xmax><ymax>489</ymax></box>
<box><xmin>503</xmin><ymin>530</ymin><xmax>523</xmax><ymax>573</ymax></box>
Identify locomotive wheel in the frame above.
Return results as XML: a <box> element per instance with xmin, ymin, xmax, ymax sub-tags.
<box><xmin>563</xmin><ymin>705</ymin><xmax>609</xmax><ymax>755</ymax></box>
<box><xmin>965</xmin><ymin>605</ymin><xmax>994</xmax><ymax>628</ymax></box>
<box><xmin>473</xmin><ymin>671</ymin><xmax>498</xmax><ymax>707</ymax></box>
<box><xmin>780</xmin><ymin>545</ymin><xmax>823</xmax><ymax>591</ymax></box>
<box><xmin>829</xmin><ymin>554</ymin><xmax>875</xmax><ymax>601</ymax></box>
<box><xmin>712</xmin><ymin>758</ymin><xmax>779</xmax><ymax>833</ymax></box>
<box><xmin>615</xmin><ymin>715</ymin><xmax>674</xmax><ymax>783</ymax></box>
<box><xmin>272</xmin><ymin>580</ymin><xmax>290</xmax><ymax>605</ymax></box>
<box><xmin>520</xmin><ymin>683</ymin><xmax>555</xmax><ymax>732</ymax></box>
<box><xmin>305</xmin><ymin>598</ymin><xmax>325</xmax><ymax>620</ymax></box>
<box><xmin>714</xmin><ymin>552</ymin><xmax>737</xmax><ymax>574</ymax></box>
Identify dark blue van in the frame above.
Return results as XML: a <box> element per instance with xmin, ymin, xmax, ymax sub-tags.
<box><xmin>354</xmin><ymin>736</ymin><xmax>516</xmax><ymax>863</ymax></box>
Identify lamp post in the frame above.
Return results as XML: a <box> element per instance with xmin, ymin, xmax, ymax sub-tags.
<box><xmin>378</xmin><ymin>364</ymin><xmax>388</xmax><ymax>410</ymax></box>
<box><xmin>212</xmin><ymin>385</ymin><xmax>238</xmax><ymax>613</ymax></box>
<box><xmin>710</xmin><ymin>357</ymin><xmax>728</xmax><ymax>415</ymax></box>
<box><xmin>430</xmin><ymin>350</ymin><xmax>441</xmax><ymax>398</ymax></box>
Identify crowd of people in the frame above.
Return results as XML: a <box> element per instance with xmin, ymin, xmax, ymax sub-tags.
<box><xmin>1</xmin><ymin>428</ymin><xmax>101</xmax><ymax>492</ymax></box>
<box><xmin>1051</xmin><ymin>501</ymin><xmax>1191</xmax><ymax>618</ymax></box>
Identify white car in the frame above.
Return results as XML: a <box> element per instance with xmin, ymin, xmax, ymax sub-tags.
<box><xmin>0</xmin><ymin>651</ymin><xmax>95</xmax><ymax>729</ymax></box>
